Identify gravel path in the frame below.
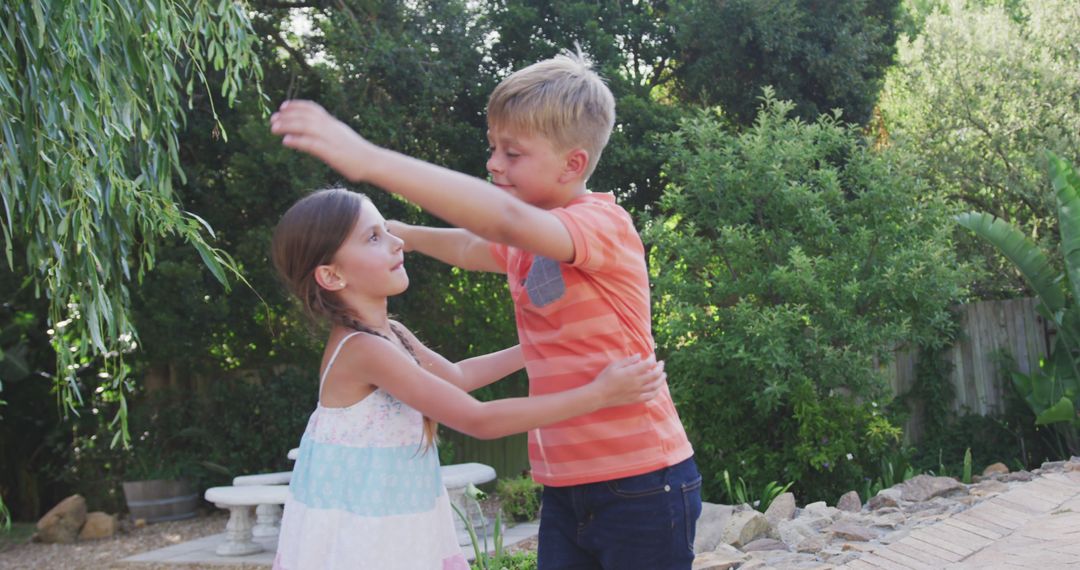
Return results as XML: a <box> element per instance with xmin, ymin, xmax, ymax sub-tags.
<box><xmin>0</xmin><ymin>511</ymin><xmax>265</xmax><ymax>570</ymax></box>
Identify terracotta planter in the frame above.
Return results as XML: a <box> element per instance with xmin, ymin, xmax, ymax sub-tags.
<box><xmin>121</xmin><ymin>479</ymin><xmax>198</xmax><ymax>523</ymax></box>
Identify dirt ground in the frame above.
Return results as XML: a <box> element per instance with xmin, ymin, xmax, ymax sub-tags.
<box><xmin>0</xmin><ymin>510</ymin><xmax>263</xmax><ymax>570</ymax></box>
<box><xmin>0</xmin><ymin>496</ymin><xmax>534</xmax><ymax>569</ymax></box>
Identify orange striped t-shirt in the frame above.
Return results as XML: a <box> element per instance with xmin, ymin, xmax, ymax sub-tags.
<box><xmin>489</xmin><ymin>192</ymin><xmax>693</xmax><ymax>487</ymax></box>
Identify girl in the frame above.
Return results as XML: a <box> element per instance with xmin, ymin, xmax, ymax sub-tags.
<box><xmin>270</xmin><ymin>188</ymin><xmax>666</xmax><ymax>569</ymax></box>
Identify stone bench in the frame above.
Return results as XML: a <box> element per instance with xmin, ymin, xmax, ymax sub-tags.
<box><xmin>204</xmin><ymin>485</ymin><xmax>289</xmax><ymax>556</ymax></box>
<box><xmin>207</xmin><ymin>461</ymin><xmax>498</xmax><ymax>555</ymax></box>
<box><xmin>232</xmin><ymin>472</ymin><xmax>292</xmax><ymax>539</ymax></box>
<box><xmin>442</xmin><ymin>462</ymin><xmax>497</xmax><ymax>546</ymax></box>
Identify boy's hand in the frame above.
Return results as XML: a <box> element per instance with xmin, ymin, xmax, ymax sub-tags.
<box><xmin>386</xmin><ymin>220</ymin><xmax>415</xmax><ymax>252</ymax></box>
<box><xmin>592</xmin><ymin>355</ymin><xmax>665</xmax><ymax>408</ymax></box>
<box><xmin>270</xmin><ymin>100</ymin><xmax>373</xmax><ymax>182</ymax></box>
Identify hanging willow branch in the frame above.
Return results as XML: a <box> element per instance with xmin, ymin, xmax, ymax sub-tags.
<box><xmin>0</xmin><ymin>1</ymin><xmax>264</xmax><ymax>450</ymax></box>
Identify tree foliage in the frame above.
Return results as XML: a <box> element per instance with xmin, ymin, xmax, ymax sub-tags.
<box><xmin>0</xmin><ymin>1</ymin><xmax>263</xmax><ymax>445</ymax></box>
<box><xmin>481</xmin><ymin>0</ymin><xmax>688</xmax><ymax>211</ymax></box>
<box><xmin>671</xmin><ymin>0</ymin><xmax>902</xmax><ymax>126</ymax></box>
<box><xmin>881</xmin><ymin>0</ymin><xmax>1080</xmax><ymax>296</ymax></box>
<box><xmin>645</xmin><ymin>93</ymin><xmax>968</xmax><ymax>501</ymax></box>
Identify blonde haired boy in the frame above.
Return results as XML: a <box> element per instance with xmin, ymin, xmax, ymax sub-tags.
<box><xmin>271</xmin><ymin>48</ymin><xmax>702</xmax><ymax>569</ymax></box>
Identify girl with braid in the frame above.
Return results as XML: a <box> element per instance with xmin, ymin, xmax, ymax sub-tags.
<box><xmin>269</xmin><ymin>188</ymin><xmax>667</xmax><ymax>570</ymax></box>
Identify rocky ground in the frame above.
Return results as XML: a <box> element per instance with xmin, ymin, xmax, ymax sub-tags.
<box><xmin>692</xmin><ymin>457</ymin><xmax>1080</xmax><ymax>569</ymax></box>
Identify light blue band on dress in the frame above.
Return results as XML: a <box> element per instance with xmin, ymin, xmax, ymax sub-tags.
<box><xmin>290</xmin><ymin>436</ymin><xmax>444</xmax><ymax>517</ymax></box>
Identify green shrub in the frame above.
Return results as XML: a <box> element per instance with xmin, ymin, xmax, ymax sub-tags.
<box><xmin>471</xmin><ymin>551</ymin><xmax>537</xmax><ymax>570</ymax></box>
<box><xmin>645</xmin><ymin>93</ymin><xmax>968</xmax><ymax>502</ymax></box>
<box><xmin>496</xmin><ymin>476</ymin><xmax>542</xmax><ymax>522</ymax></box>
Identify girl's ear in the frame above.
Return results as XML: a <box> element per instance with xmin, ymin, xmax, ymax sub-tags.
<box><xmin>559</xmin><ymin>148</ymin><xmax>590</xmax><ymax>183</ymax></box>
<box><xmin>314</xmin><ymin>265</ymin><xmax>346</xmax><ymax>291</ymax></box>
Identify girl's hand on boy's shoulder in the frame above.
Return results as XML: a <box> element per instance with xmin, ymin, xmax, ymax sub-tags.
<box><xmin>592</xmin><ymin>354</ymin><xmax>665</xmax><ymax>408</ymax></box>
<box><xmin>269</xmin><ymin>100</ymin><xmax>373</xmax><ymax>182</ymax></box>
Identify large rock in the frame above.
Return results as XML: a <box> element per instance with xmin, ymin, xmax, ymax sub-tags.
<box><xmin>970</xmin><ymin>479</ymin><xmax>1009</xmax><ymax>496</ymax></box>
<box><xmin>868</xmin><ymin>488</ymin><xmax>902</xmax><ymax>510</ymax></box>
<box><xmin>829</xmin><ymin>521</ymin><xmax>877</xmax><ymax>542</ymax></box>
<box><xmin>807</xmin><ymin>500</ymin><xmax>838</xmax><ymax>518</ymax></box>
<box><xmin>795</xmin><ymin>534</ymin><xmax>829</xmax><ymax>553</ymax></box>
<box><xmin>742</xmin><ymin>538</ymin><xmax>788</xmax><ymax>552</ymax></box>
<box><xmin>896</xmin><ymin>474</ymin><xmax>967</xmax><ymax>502</ymax></box>
<box><xmin>78</xmin><ymin>512</ymin><xmax>118</xmax><ymax>541</ymax></box>
<box><xmin>868</xmin><ymin>510</ymin><xmax>907</xmax><ymax>530</ymax></box>
<box><xmin>836</xmin><ymin>490</ymin><xmax>862</xmax><ymax>512</ymax></box>
<box><xmin>776</xmin><ymin>516</ymin><xmax>830</xmax><ymax>548</ymax></box>
<box><xmin>693</xmin><ymin>502</ymin><xmax>735</xmax><ymax>554</ymax></box>
<box><xmin>764</xmin><ymin>492</ymin><xmax>796</xmax><ymax>527</ymax></box>
<box><xmin>1002</xmin><ymin>470</ymin><xmax>1034</xmax><ymax>482</ymax></box>
<box><xmin>35</xmin><ymin>495</ymin><xmax>87</xmax><ymax>544</ymax></box>
<box><xmin>720</xmin><ymin>510</ymin><xmax>769</xmax><ymax>547</ymax></box>
<box><xmin>982</xmin><ymin>462</ymin><xmax>1009</xmax><ymax>477</ymax></box>
<box><xmin>692</xmin><ymin>544</ymin><xmax>746</xmax><ymax>570</ymax></box>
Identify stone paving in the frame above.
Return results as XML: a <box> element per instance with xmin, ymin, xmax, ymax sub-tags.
<box><xmin>121</xmin><ymin>521</ymin><xmax>539</xmax><ymax>566</ymax></box>
<box><xmin>841</xmin><ymin>470</ymin><xmax>1080</xmax><ymax>569</ymax></box>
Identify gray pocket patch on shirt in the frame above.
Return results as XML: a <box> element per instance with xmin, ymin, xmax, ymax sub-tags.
<box><xmin>525</xmin><ymin>256</ymin><xmax>566</xmax><ymax>308</ymax></box>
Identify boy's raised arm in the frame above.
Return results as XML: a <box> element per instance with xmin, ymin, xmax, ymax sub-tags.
<box><xmin>270</xmin><ymin>100</ymin><xmax>576</xmax><ymax>263</ymax></box>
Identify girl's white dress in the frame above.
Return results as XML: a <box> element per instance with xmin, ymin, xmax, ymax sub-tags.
<box><xmin>274</xmin><ymin>331</ymin><xmax>469</xmax><ymax>569</ymax></box>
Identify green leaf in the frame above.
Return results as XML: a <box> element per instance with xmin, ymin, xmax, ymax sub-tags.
<box><xmin>1012</xmin><ymin>371</ymin><xmax>1034</xmax><ymax>398</ymax></box>
<box><xmin>185</xmin><ymin>211</ymin><xmax>216</xmax><ymax>239</ymax></box>
<box><xmin>191</xmin><ymin>239</ymin><xmax>228</xmax><ymax>287</ymax></box>
<box><xmin>1050</xmin><ymin>152</ymin><xmax>1080</xmax><ymax>308</ymax></box>
<box><xmin>1035</xmin><ymin>396</ymin><xmax>1077</xmax><ymax>426</ymax></box>
<box><xmin>956</xmin><ymin>211</ymin><xmax>1066</xmax><ymax>313</ymax></box>
<box><xmin>31</xmin><ymin>0</ymin><xmax>46</xmax><ymax>48</ymax></box>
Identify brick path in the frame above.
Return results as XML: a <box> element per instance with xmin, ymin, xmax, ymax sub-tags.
<box><xmin>841</xmin><ymin>470</ymin><xmax>1080</xmax><ymax>569</ymax></box>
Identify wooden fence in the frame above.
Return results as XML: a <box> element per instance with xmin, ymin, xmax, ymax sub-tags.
<box><xmin>440</xmin><ymin>430</ymin><xmax>530</xmax><ymax>480</ymax></box>
<box><xmin>884</xmin><ymin>297</ymin><xmax>1050</xmax><ymax>442</ymax></box>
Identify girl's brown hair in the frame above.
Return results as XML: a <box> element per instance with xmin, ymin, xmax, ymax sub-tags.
<box><xmin>271</xmin><ymin>188</ymin><xmax>437</xmax><ymax>450</ymax></box>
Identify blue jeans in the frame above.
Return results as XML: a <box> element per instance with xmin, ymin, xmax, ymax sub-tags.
<box><xmin>537</xmin><ymin>457</ymin><xmax>702</xmax><ymax>570</ymax></box>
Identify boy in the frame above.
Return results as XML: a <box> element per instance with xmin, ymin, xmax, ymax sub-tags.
<box><xmin>270</xmin><ymin>49</ymin><xmax>701</xmax><ymax>569</ymax></box>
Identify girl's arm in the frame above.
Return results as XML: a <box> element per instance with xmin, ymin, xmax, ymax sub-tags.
<box><xmin>393</xmin><ymin>322</ymin><xmax>522</xmax><ymax>392</ymax></box>
<box><xmin>387</xmin><ymin>222</ymin><xmax>504</xmax><ymax>274</ymax></box>
<box><xmin>332</xmin><ymin>334</ymin><xmax>664</xmax><ymax>440</ymax></box>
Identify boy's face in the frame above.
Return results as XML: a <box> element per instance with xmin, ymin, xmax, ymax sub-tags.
<box><xmin>486</xmin><ymin>126</ymin><xmax>574</xmax><ymax>209</ymax></box>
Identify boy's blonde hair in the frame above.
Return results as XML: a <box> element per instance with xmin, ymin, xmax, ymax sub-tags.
<box><xmin>487</xmin><ymin>48</ymin><xmax>616</xmax><ymax>180</ymax></box>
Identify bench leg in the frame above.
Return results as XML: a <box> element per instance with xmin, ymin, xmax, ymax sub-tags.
<box><xmin>214</xmin><ymin>504</ymin><xmax>263</xmax><ymax>556</ymax></box>
<box><xmin>252</xmin><ymin>504</ymin><xmax>282</xmax><ymax>538</ymax></box>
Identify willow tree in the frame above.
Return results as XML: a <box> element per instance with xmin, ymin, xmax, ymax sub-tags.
<box><xmin>0</xmin><ymin>0</ymin><xmax>263</xmax><ymax>462</ymax></box>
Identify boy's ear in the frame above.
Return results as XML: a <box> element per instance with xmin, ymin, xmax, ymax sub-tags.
<box><xmin>314</xmin><ymin>265</ymin><xmax>346</xmax><ymax>291</ymax></box>
<box><xmin>559</xmin><ymin>148</ymin><xmax>590</xmax><ymax>183</ymax></box>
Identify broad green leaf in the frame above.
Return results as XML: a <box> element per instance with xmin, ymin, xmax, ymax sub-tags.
<box><xmin>1012</xmin><ymin>371</ymin><xmax>1034</xmax><ymax>397</ymax></box>
<box><xmin>192</xmin><ymin>239</ymin><xmax>228</xmax><ymax>288</ymax></box>
<box><xmin>1050</xmin><ymin>152</ymin><xmax>1080</xmax><ymax>307</ymax></box>
<box><xmin>956</xmin><ymin>211</ymin><xmax>1066</xmax><ymax>313</ymax></box>
<box><xmin>1035</xmin><ymin>396</ymin><xmax>1077</xmax><ymax>425</ymax></box>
